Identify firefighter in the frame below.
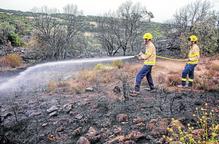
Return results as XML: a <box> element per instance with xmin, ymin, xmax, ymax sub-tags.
<box><xmin>178</xmin><ymin>35</ymin><xmax>200</xmax><ymax>87</ymax></box>
<box><xmin>130</xmin><ymin>33</ymin><xmax>156</xmax><ymax>96</ymax></box>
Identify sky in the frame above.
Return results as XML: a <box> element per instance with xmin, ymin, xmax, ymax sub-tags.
<box><xmin>0</xmin><ymin>0</ymin><xmax>218</xmax><ymax>22</ymax></box>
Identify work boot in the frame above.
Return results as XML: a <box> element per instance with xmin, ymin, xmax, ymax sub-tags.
<box><xmin>130</xmin><ymin>90</ymin><xmax>140</xmax><ymax>97</ymax></box>
<box><xmin>145</xmin><ymin>87</ymin><xmax>156</xmax><ymax>92</ymax></box>
<box><xmin>177</xmin><ymin>84</ymin><xmax>189</xmax><ymax>88</ymax></box>
<box><xmin>188</xmin><ymin>82</ymin><xmax>193</xmax><ymax>87</ymax></box>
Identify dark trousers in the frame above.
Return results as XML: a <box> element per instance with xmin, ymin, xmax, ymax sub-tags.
<box><xmin>135</xmin><ymin>65</ymin><xmax>154</xmax><ymax>91</ymax></box>
<box><xmin>181</xmin><ymin>64</ymin><xmax>197</xmax><ymax>86</ymax></box>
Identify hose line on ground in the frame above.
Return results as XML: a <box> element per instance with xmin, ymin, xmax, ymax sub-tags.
<box><xmin>156</xmin><ymin>55</ymin><xmax>186</xmax><ymax>62</ymax></box>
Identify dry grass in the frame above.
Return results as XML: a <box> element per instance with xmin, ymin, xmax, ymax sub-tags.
<box><xmin>94</xmin><ymin>63</ymin><xmax>114</xmax><ymax>70</ymax></box>
<box><xmin>0</xmin><ymin>53</ymin><xmax>23</xmax><ymax>68</ymax></box>
<box><xmin>79</xmin><ymin>69</ymin><xmax>98</xmax><ymax>82</ymax></box>
<box><xmin>112</xmin><ymin>60</ymin><xmax>124</xmax><ymax>69</ymax></box>
<box><xmin>157</xmin><ymin>73</ymin><xmax>166</xmax><ymax>84</ymax></box>
<box><xmin>166</xmin><ymin>72</ymin><xmax>181</xmax><ymax>86</ymax></box>
<box><xmin>65</xmin><ymin>80</ymin><xmax>86</xmax><ymax>94</ymax></box>
<box><xmin>48</xmin><ymin>81</ymin><xmax>58</xmax><ymax>92</ymax></box>
<box><xmin>211</xmin><ymin>60</ymin><xmax>219</xmax><ymax>71</ymax></box>
<box><xmin>47</xmin><ymin>57</ymin><xmax>219</xmax><ymax>93</ymax></box>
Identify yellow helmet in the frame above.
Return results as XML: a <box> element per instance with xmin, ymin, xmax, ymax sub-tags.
<box><xmin>143</xmin><ymin>33</ymin><xmax>153</xmax><ymax>40</ymax></box>
<box><xmin>189</xmin><ymin>35</ymin><xmax>198</xmax><ymax>42</ymax></box>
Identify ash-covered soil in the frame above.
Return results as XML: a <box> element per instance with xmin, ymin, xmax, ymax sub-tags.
<box><xmin>1</xmin><ymin>88</ymin><xmax>218</xmax><ymax>144</ymax></box>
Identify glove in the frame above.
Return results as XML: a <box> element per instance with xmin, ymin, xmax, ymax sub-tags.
<box><xmin>138</xmin><ymin>52</ymin><xmax>144</xmax><ymax>56</ymax></box>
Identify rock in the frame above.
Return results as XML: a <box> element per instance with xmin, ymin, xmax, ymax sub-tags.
<box><xmin>133</xmin><ymin>117</ymin><xmax>144</xmax><ymax>124</ymax></box>
<box><xmin>113</xmin><ymin>125</ymin><xmax>122</xmax><ymax>134</ymax></box>
<box><xmin>73</xmin><ymin>127</ymin><xmax>82</xmax><ymax>136</ymax></box>
<box><xmin>192</xmin><ymin>129</ymin><xmax>204</xmax><ymax>136</ymax></box>
<box><xmin>42</xmin><ymin>123</ymin><xmax>48</xmax><ymax>127</ymax></box>
<box><xmin>116</xmin><ymin>114</ymin><xmax>128</xmax><ymax>122</ymax></box>
<box><xmin>106</xmin><ymin>135</ymin><xmax>126</xmax><ymax>143</ymax></box>
<box><xmin>49</xmin><ymin>111</ymin><xmax>58</xmax><ymax>117</ymax></box>
<box><xmin>75</xmin><ymin>114</ymin><xmax>83</xmax><ymax>120</ymax></box>
<box><xmin>146</xmin><ymin>118</ymin><xmax>169</xmax><ymax>137</ymax></box>
<box><xmin>56</xmin><ymin>126</ymin><xmax>64</xmax><ymax>132</ymax></box>
<box><xmin>76</xmin><ymin>136</ymin><xmax>90</xmax><ymax>144</ymax></box>
<box><xmin>30</xmin><ymin>112</ymin><xmax>41</xmax><ymax>117</ymax></box>
<box><xmin>63</xmin><ymin>104</ymin><xmax>72</xmax><ymax>113</ymax></box>
<box><xmin>85</xmin><ymin>87</ymin><xmax>94</xmax><ymax>92</ymax></box>
<box><xmin>47</xmin><ymin>106</ymin><xmax>58</xmax><ymax>113</ymax></box>
<box><xmin>126</xmin><ymin>130</ymin><xmax>144</xmax><ymax>140</ymax></box>
<box><xmin>86</xmin><ymin>127</ymin><xmax>97</xmax><ymax>139</ymax></box>
<box><xmin>47</xmin><ymin>134</ymin><xmax>56</xmax><ymax>141</ymax></box>
<box><xmin>132</xmin><ymin>122</ymin><xmax>145</xmax><ymax>129</ymax></box>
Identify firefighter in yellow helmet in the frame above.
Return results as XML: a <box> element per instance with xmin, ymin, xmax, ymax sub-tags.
<box><xmin>130</xmin><ymin>33</ymin><xmax>156</xmax><ymax>96</ymax></box>
<box><xmin>178</xmin><ymin>35</ymin><xmax>200</xmax><ymax>87</ymax></box>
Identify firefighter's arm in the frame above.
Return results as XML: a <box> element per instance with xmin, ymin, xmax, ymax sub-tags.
<box><xmin>140</xmin><ymin>47</ymin><xmax>153</xmax><ymax>60</ymax></box>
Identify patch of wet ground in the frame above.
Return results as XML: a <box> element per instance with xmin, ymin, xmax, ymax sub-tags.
<box><xmin>0</xmin><ymin>89</ymin><xmax>218</xmax><ymax>144</ymax></box>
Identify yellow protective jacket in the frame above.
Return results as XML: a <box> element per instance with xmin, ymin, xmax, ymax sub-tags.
<box><xmin>187</xmin><ymin>44</ymin><xmax>200</xmax><ymax>64</ymax></box>
<box><xmin>141</xmin><ymin>41</ymin><xmax>156</xmax><ymax>65</ymax></box>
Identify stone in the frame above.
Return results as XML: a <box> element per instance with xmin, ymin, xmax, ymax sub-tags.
<box><xmin>75</xmin><ymin>114</ymin><xmax>83</xmax><ymax>120</ymax></box>
<box><xmin>132</xmin><ymin>122</ymin><xmax>146</xmax><ymax>129</ymax></box>
<box><xmin>30</xmin><ymin>112</ymin><xmax>41</xmax><ymax>117</ymax></box>
<box><xmin>192</xmin><ymin>129</ymin><xmax>205</xmax><ymax>136</ymax></box>
<box><xmin>42</xmin><ymin>123</ymin><xmax>48</xmax><ymax>127</ymax></box>
<box><xmin>133</xmin><ymin>117</ymin><xmax>144</xmax><ymax>124</ymax></box>
<box><xmin>56</xmin><ymin>126</ymin><xmax>64</xmax><ymax>132</ymax></box>
<box><xmin>49</xmin><ymin>111</ymin><xmax>58</xmax><ymax>117</ymax></box>
<box><xmin>47</xmin><ymin>106</ymin><xmax>58</xmax><ymax>113</ymax></box>
<box><xmin>63</xmin><ymin>104</ymin><xmax>72</xmax><ymax>113</ymax></box>
<box><xmin>86</xmin><ymin>127</ymin><xmax>97</xmax><ymax>139</ymax></box>
<box><xmin>76</xmin><ymin>136</ymin><xmax>90</xmax><ymax>144</ymax></box>
<box><xmin>113</xmin><ymin>125</ymin><xmax>122</xmax><ymax>134</ymax></box>
<box><xmin>146</xmin><ymin>118</ymin><xmax>169</xmax><ymax>137</ymax></box>
<box><xmin>47</xmin><ymin>134</ymin><xmax>56</xmax><ymax>141</ymax></box>
<box><xmin>73</xmin><ymin>127</ymin><xmax>82</xmax><ymax>136</ymax></box>
<box><xmin>85</xmin><ymin>87</ymin><xmax>94</xmax><ymax>92</ymax></box>
<box><xmin>116</xmin><ymin>114</ymin><xmax>128</xmax><ymax>122</ymax></box>
<box><xmin>126</xmin><ymin>130</ymin><xmax>144</xmax><ymax>140</ymax></box>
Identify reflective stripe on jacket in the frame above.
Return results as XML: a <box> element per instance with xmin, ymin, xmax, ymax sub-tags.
<box><xmin>143</xmin><ymin>42</ymin><xmax>156</xmax><ymax>65</ymax></box>
<box><xmin>187</xmin><ymin>44</ymin><xmax>200</xmax><ymax>64</ymax></box>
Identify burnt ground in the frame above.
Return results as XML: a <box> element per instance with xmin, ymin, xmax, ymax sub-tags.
<box><xmin>0</xmin><ymin>87</ymin><xmax>218</xmax><ymax>144</ymax></box>
<box><xmin>0</xmin><ymin>57</ymin><xmax>219</xmax><ymax>144</ymax></box>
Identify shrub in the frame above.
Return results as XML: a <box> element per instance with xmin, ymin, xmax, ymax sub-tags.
<box><xmin>112</xmin><ymin>60</ymin><xmax>124</xmax><ymax>69</ymax></box>
<box><xmin>166</xmin><ymin>72</ymin><xmax>181</xmax><ymax>86</ymax></box>
<box><xmin>94</xmin><ymin>63</ymin><xmax>114</xmax><ymax>70</ymax></box>
<box><xmin>47</xmin><ymin>81</ymin><xmax>58</xmax><ymax>92</ymax></box>
<box><xmin>8</xmin><ymin>32</ymin><xmax>24</xmax><ymax>47</ymax></box>
<box><xmin>163</xmin><ymin>103</ymin><xmax>219</xmax><ymax>144</ymax></box>
<box><xmin>211</xmin><ymin>62</ymin><xmax>219</xmax><ymax>71</ymax></box>
<box><xmin>0</xmin><ymin>54</ymin><xmax>23</xmax><ymax>68</ymax></box>
<box><xmin>79</xmin><ymin>69</ymin><xmax>97</xmax><ymax>82</ymax></box>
